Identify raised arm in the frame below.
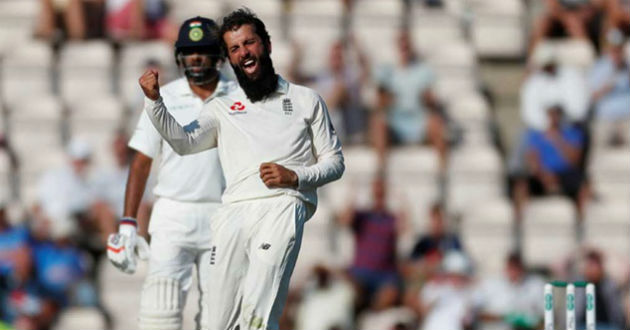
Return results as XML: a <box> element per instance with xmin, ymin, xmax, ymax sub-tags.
<box><xmin>293</xmin><ymin>95</ymin><xmax>345</xmax><ymax>189</ymax></box>
<box><xmin>139</xmin><ymin>70</ymin><xmax>219</xmax><ymax>155</ymax></box>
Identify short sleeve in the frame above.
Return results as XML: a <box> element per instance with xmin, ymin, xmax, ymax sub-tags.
<box><xmin>128</xmin><ymin>110</ymin><xmax>162</xmax><ymax>158</ymax></box>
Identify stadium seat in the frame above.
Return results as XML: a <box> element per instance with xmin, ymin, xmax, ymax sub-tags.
<box><xmin>426</xmin><ymin>40</ymin><xmax>477</xmax><ymax>75</ymax></box>
<box><xmin>411</xmin><ymin>13</ymin><xmax>464</xmax><ymax>53</ymax></box>
<box><xmin>1</xmin><ymin>41</ymin><xmax>53</xmax><ymax>104</ymax></box>
<box><xmin>589</xmin><ymin>149</ymin><xmax>630</xmax><ymax>202</ymax></box>
<box><xmin>584</xmin><ymin>200</ymin><xmax>630</xmax><ymax>258</ymax></box>
<box><xmin>531</xmin><ymin>40</ymin><xmax>595</xmax><ymax>71</ymax></box>
<box><xmin>120</xmin><ymin>41</ymin><xmax>174</xmax><ymax>70</ymax></box>
<box><xmin>386</xmin><ymin>147</ymin><xmax>439</xmax><ymax>183</ymax></box>
<box><xmin>448</xmin><ymin>145</ymin><xmax>503</xmax><ymax>179</ymax></box>
<box><xmin>0</xmin><ymin>149</ymin><xmax>12</xmax><ymax>193</ymax></box>
<box><xmin>470</xmin><ymin>0</ymin><xmax>526</xmax><ymax>59</ymax></box>
<box><xmin>59</xmin><ymin>41</ymin><xmax>114</xmax><ymax>101</ymax></box>
<box><xmin>269</xmin><ymin>38</ymin><xmax>293</xmax><ymax>78</ymax></box>
<box><xmin>67</xmin><ymin>95</ymin><xmax>126</xmax><ymax>124</ymax></box>
<box><xmin>589</xmin><ymin>119</ymin><xmax>630</xmax><ymax>154</ymax></box>
<box><xmin>170</xmin><ymin>0</ymin><xmax>225</xmax><ymax>23</ymax></box>
<box><xmin>447</xmin><ymin>146</ymin><xmax>504</xmax><ymax>213</ymax></box>
<box><xmin>9</xmin><ymin>94</ymin><xmax>62</xmax><ymax>124</ymax></box>
<box><xmin>447</xmin><ymin>91</ymin><xmax>490</xmax><ymax>124</ymax></box>
<box><xmin>320</xmin><ymin>146</ymin><xmax>379</xmax><ymax>212</ymax></box>
<box><xmin>291</xmin><ymin>201</ymin><xmax>336</xmax><ymax>289</ymax></box>
<box><xmin>66</xmin><ymin>95</ymin><xmax>125</xmax><ymax>167</ymax></box>
<box><xmin>290</xmin><ymin>0</ymin><xmax>344</xmax><ymax>23</ymax></box>
<box><xmin>291</xmin><ymin>23</ymin><xmax>343</xmax><ymax>75</ymax></box>
<box><xmin>434</xmin><ymin>74</ymin><xmax>478</xmax><ymax>99</ymax></box>
<box><xmin>119</xmin><ymin>42</ymin><xmax>176</xmax><ymax>108</ymax></box>
<box><xmin>461</xmin><ymin>197</ymin><xmax>513</xmax><ymax>275</ymax></box>
<box><xmin>227</xmin><ymin>0</ymin><xmax>284</xmax><ymax>39</ymax></box>
<box><xmin>411</xmin><ymin>0</ymin><xmax>466</xmax><ymax>18</ymax></box>
<box><xmin>554</xmin><ymin>39</ymin><xmax>596</xmax><ymax>71</ymax></box>
<box><xmin>523</xmin><ymin>197</ymin><xmax>577</xmax><ymax>267</ymax></box>
<box><xmin>53</xmin><ymin>307</ymin><xmax>106</xmax><ymax>330</ymax></box>
<box><xmin>0</xmin><ymin>0</ymin><xmax>39</xmax><ymax>29</ymax></box>
<box><xmin>352</xmin><ymin>0</ymin><xmax>403</xmax><ymax>24</ymax></box>
<box><xmin>351</xmin><ymin>0</ymin><xmax>404</xmax><ymax>65</ymax></box>
<box><xmin>351</xmin><ymin>24</ymin><xmax>400</xmax><ymax>66</ymax></box>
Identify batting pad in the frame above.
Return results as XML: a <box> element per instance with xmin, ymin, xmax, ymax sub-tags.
<box><xmin>139</xmin><ymin>277</ymin><xmax>183</xmax><ymax>330</ymax></box>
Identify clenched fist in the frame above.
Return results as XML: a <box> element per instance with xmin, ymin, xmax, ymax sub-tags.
<box><xmin>260</xmin><ymin>163</ymin><xmax>298</xmax><ymax>189</ymax></box>
<box><xmin>139</xmin><ymin>69</ymin><xmax>160</xmax><ymax>100</ymax></box>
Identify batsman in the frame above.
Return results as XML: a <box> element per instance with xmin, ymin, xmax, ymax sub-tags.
<box><xmin>139</xmin><ymin>8</ymin><xmax>345</xmax><ymax>330</ymax></box>
<box><xmin>107</xmin><ymin>16</ymin><xmax>235</xmax><ymax>330</ymax></box>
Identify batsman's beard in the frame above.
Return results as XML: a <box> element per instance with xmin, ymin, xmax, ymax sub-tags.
<box><xmin>231</xmin><ymin>51</ymin><xmax>278</xmax><ymax>102</ymax></box>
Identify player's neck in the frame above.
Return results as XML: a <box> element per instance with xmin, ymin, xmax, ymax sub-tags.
<box><xmin>188</xmin><ymin>78</ymin><xmax>219</xmax><ymax>101</ymax></box>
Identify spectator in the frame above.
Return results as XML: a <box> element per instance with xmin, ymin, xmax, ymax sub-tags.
<box><xmin>475</xmin><ymin>252</ymin><xmax>545</xmax><ymax>330</ymax></box>
<box><xmin>105</xmin><ymin>0</ymin><xmax>173</xmax><ymax>41</ymax></box>
<box><xmin>588</xmin><ymin>29</ymin><xmax>630</xmax><ymax>143</ymax></box>
<box><xmin>604</xmin><ymin>0</ymin><xmax>630</xmax><ymax>37</ymax></box>
<box><xmin>295</xmin><ymin>265</ymin><xmax>355</xmax><ymax>330</ymax></box>
<box><xmin>28</xmin><ymin>215</ymin><xmax>91</xmax><ymax>310</ymax></box>
<box><xmin>530</xmin><ymin>0</ymin><xmax>608</xmax><ymax>54</ymax></box>
<box><xmin>413</xmin><ymin>251</ymin><xmax>476</xmax><ymax>330</ymax></box>
<box><xmin>32</xmin><ymin>138</ymin><xmax>111</xmax><ymax>320</ymax></box>
<box><xmin>356</xmin><ymin>284</ymin><xmax>416</xmax><ymax>330</ymax></box>
<box><xmin>92</xmin><ymin>130</ymin><xmax>153</xmax><ymax>238</ymax></box>
<box><xmin>371</xmin><ymin>30</ymin><xmax>448</xmax><ymax>170</ymax></box>
<box><xmin>575</xmin><ymin>249</ymin><xmax>626</xmax><ymax>329</ymax></box>
<box><xmin>289</xmin><ymin>39</ymin><xmax>370</xmax><ymax>144</ymax></box>
<box><xmin>0</xmin><ymin>198</ymin><xmax>57</xmax><ymax>330</ymax></box>
<box><xmin>338</xmin><ymin>175</ymin><xmax>403</xmax><ymax>307</ymax></box>
<box><xmin>33</xmin><ymin>138</ymin><xmax>96</xmax><ymax>239</ymax></box>
<box><xmin>512</xmin><ymin>106</ymin><xmax>589</xmax><ymax>237</ymax></box>
<box><xmin>35</xmin><ymin>0</ymin><xmax>87</xmax><ymax>40</ymax></box>
<box><xmin>404</xmin><ymin>202</ymin><xmax>463</xmax><ymax>285</ymax></box>
<box><xmin>522</xmin><ymin>46</ymin><xmax>589</xmax><ymax>131</ymax></box>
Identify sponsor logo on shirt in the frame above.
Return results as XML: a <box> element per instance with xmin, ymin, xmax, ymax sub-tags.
<box><xmin>210</xmin><ymin>246</ymin><xmax>216</xmax><ymax>265</ymax></box>
<box><xmin>282</xmin><ymin>98</ymin><xmax>293</xmax><ymax>115</ymax></box>
<box><xmin>229</xmin><ymin>101</ymin><xmax>247</xmax><ymax>114</ymax></box>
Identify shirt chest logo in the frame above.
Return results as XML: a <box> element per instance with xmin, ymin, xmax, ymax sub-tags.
<box><xmin>229</xmin><ymin>101</ymin><xmax>247</xmax><ymax>114</ymax></box>
<box><xmin>282</xmin><ymin>98</ymin><xmax>293</xmax><ymax>115</ymax></box>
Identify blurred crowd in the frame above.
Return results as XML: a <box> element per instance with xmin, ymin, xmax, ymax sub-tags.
<box><xmin>35</xmin><ymin>0</ymin><xmax>176</xmax><ymax>42</ymax></box>
<box><xmin>0</xmin><ymin>0</ymin><xmax>629</xmax><ymax>329</ymax></box>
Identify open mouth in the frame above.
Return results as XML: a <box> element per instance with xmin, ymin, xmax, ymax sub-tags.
<box><xmin>241</xmin><ymin>58</ymin><xmax>258</xmax><ymax>76</ymax></box>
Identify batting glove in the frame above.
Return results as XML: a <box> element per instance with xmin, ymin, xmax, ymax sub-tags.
<box><xmin>107</xmin><ymin>217</ymin><xmax>150</xmax><ymax>274</ymax></box>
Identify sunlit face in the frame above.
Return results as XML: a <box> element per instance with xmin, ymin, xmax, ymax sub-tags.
<box><xmin>223</xmin><ymin>24</ymin><xmax>268</xmax><ymax>80</ymax></box>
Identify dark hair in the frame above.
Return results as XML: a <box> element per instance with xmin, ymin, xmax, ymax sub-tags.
<box><xmin>585</xmin><ymin>249</ymin><xmax>603</xmax><ymax>266</ymax></box>
<box><xmin>430</xmin><ymin>202</ymin><xmax>444</xmax><ymax>216</ymax></box>
<box><xmin>506</xmin><ymin>251</ymin><xmax>524</xmax><ymax>269</ymax></box>
<box><xmin>219</xmin><ymin>8</ymin><xmax>271</xmax><ymax>55</ymax></box>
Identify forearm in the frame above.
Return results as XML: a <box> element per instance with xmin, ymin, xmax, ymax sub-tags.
<box><xmin>144</xmin><ymin>97</ymin><xmax>217</xmax><ymax>155</ymax></box>
<box><xmin>123</xmin><ymin>152</ymin><xmax>152</xmax><ymax>219</ymax></box>
<box><xmin>293</xmin><ymin>154</ymin><xmax>345</xmax><ymax>190</ymax></box>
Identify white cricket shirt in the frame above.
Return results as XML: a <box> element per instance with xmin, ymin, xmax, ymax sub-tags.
<box><xmin>129</xmin><ymin>76</ymin><xmax>235</xmax><ymax>203</ymax></box>
<box><xmin>143</xmin><ymin>76</ymin><xmax>344</xmax><ymax>209</ymax></box>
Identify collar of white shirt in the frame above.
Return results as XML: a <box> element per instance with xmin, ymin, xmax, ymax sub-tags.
<box><xmin>275</xmin><ymin>75</ymin><xmax>289</xmax><ymax>95</ymax></box>
<box><xmin>172</xmin><ymin>74</ymin><xmax>233</xmax><ymax>100</ymax></box>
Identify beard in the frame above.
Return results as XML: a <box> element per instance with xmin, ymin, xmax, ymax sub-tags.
<box><xmin>231</xmin><ymin>52</ymin><xmax>278</xmax><ymax>102</ymax></box>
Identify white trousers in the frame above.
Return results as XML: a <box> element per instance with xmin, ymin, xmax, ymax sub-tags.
<box><xmin>203</xmin><ymin>195</ymin><xmax>310</xmax><ymax>330</ymax></box>
<box><xmin>139</xmin><ymin>198</ymin><xmax>219</xmax><ymax>330</ymax></box>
